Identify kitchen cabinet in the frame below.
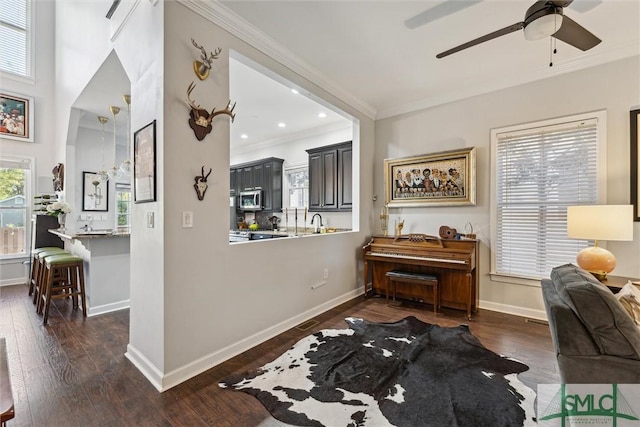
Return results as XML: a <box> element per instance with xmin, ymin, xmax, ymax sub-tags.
<box><xmin>307</xmin><ymin>141</ymin><xmax>352</xmax><ymax>212</ymax></box>
<box><xmin>230</xmin><ymin>157</ymin><xmax>284</xmax><ymax>211</ymax></box>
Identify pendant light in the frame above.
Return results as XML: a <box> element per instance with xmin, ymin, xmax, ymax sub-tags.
<box><xmin>108</xmin><ymin>105</ymin><xmax>122</xmax><ymax>181</ymax></box>
<box><xmin>119</xmin><ymin>94</ymin><xmax>132</xmax><ymax>176</ymax></box>
<box><xmin>97</xmin><ymin>116</ymin><xmax>110</xmax><ymax>183</ymax></box>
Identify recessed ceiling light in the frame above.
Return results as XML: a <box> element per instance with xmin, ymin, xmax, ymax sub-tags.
<box><xmin>318</xmin><ymin>112</ymin><xmax>327</xmax><ymax>118</ymax></box>
<box><xmin>278</xmin><ymin>122</ymin><xmax>286</xmax><ymax>128</ymax></box>
<box><xmin>291</xmin><ymin>89</ymin><xmax>299</xmax><ymax>94</ymax></box>
<box><xmin>240</xmin><ymin>134</ymin><xmax>248</xmax><ymax>139</ymax></box>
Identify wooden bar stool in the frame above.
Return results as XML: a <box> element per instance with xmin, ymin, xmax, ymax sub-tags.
<box><xmin>28</xmin><ymin>247</ymin><xmax>66</xmax><ymax>297</ymax></box>
<box><xmin>38</xmin><ymin>254</ymin><xmax>86</xmax><ymax>325</ymax></box>
<box><xmin>31</xmin><ymin>249</ymin><xmax>70</xmax><ymax>306</ymax></box>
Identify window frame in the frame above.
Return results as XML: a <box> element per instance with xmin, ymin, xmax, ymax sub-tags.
<box><xmin>0</xmin><ymin>0</ymin><xmax>34</xmax><ymax>80</ymax></box>
<box><xmin>0</xmin><ymin>156</ymin><xmax>32</xmax><ymax>260</ymax></box>
<box><xmin>283</xmin><ymin>163</ymin><xmax>309</xmax><ymax>210</ymax></box>
<box><xmin>489</xmin><ymin>110</ymin><xmax>607</xmax><ymax>286</ymax></box>
<box><xmin>115</xmin><ymin>182</ymin><xmax>131</xmax><ymax>230</ymax></box>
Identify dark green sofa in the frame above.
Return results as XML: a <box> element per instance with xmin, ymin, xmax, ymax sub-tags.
<box><xmin>541</xmin><ymin>263</ymin><xmax>640</xmax><ymax>383</ymax></box>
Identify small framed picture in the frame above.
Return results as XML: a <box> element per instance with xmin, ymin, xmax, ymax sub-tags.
<box><xmin>134</xmin><ymin>120</ymin><xmax>156</xmax><ymax>203</ymax></box>
<box><xmin>384</xmin><ymin>147</ymin><xmax>476</xmax><ymax>207</ymax></box>
<box><xmin>0</xmin><ymin>92</ymin><xmax>34</xmax><ymax>142</ymax></box>
<box><xmin>630</xmin><ymin>109</ymin><xmax>640</xmax><ymax>221</ymax></box>
<box><xmin>82</xmin><ymin>172</ymin><xmax>109</xmax><ymax>211</ymax></box>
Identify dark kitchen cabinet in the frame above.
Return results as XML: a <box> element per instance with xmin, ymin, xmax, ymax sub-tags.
<box><xmin>230</xmin><ymin>168</ymin><xmax>239</xmax><ymax>196</ymax></box>
<box><xmin>307</xmin><ymin>141</ymin><xmax>352</xmax><ymax>212</ymax></box>
<box><xmin>230</xmin><ymin>157</ymin><xmax>284</xmax><ymax>211</ymax></box>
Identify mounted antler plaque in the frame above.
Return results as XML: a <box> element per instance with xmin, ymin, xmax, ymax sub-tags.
<box><xmin>191</xmin><ymin>38</ymin><xmax>221</xmax><ymax>81</ymax></box>
<box><xmin>194</xmin><ymin>166</ymin><xmax>212</xmax><ymax>200</ymax></box>
<box><xmin>185</xmin><ymin>82</ymin><xmax>236</xmax><ymax>141</ymax></box>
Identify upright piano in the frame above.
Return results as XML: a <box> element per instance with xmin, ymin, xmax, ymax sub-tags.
<box><xmin>362</xmin><ymin>234</ymin><xmax>479</xmax><ymax>319</ymax></box>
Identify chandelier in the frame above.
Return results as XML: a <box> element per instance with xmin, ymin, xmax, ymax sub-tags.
<box><xmin>96</xmin><ymin>116</ymin><xmax>110</xmax><ymax>183</ymax></box>
<box><xmin>107</xmin><ymin>105</ymin><xmax>122</xmax><ymax>181</ymax></box>
<box><xmin>120</xmin><ymin>94</ymin><xmax>132</xmax><ymax>176</ymax></box>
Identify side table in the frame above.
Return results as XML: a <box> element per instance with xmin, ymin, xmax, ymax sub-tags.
<box><xmin>599</xmin><ymin>275</ymin><xmax>640</xmax><ymax>293</ymax></box>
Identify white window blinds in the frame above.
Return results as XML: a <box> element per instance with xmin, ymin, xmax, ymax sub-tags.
<box><xmin>493</xmin><ymin>116</ymin><xmax>601</xmax><ymax>279</ymax></box>
<box><xmin>0</xmin><ymin>0</ymin><xmax>30</xmax><ymax>76</ymax></box>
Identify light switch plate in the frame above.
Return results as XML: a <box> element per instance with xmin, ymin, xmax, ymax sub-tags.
<box><xmin>182</xmin><ymin>211</ymin><xmax>193</xmax><ymax>228</ymax></box>
<box><xmin>147</xmin><ymin>211</ymin><xmax>154</xmax><ymax>228</ymax></box>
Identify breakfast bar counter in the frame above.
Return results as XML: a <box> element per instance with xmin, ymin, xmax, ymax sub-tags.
<box><xmin>49</xmin><ymin>229</ymin><xmax>130</xmax><ymax>316</ymax></box>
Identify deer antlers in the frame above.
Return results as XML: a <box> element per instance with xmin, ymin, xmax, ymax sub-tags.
<box><xmin>194</xmin><ymin>166</ymin><xmax>213</xmax><ymax>201</ymax></box>
<box><xmin>185</xmin><ymin>81</ymin><xmax>236</xmax><ymax>141</ymax></box>
<box><xmin>191</xmin><ymin>38</ymin><xmax>221</xmax><ymax>80</ymax></box>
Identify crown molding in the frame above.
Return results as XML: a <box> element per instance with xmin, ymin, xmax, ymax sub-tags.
<box><xmin>178</xmin><ymin>0</ymin><xmax>377</xmax><ymax>121</ymax></box>
<box><xmin>377</xmin><ymin>40</ymin><xmax>640</xmax><ymax>120</ymax></box>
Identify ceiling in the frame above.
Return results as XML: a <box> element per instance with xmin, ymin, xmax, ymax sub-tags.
<box><xmin>218</xmin><ymin>0</ymin><xmax>640</xmax><ymax>119</ymax></box>
<box><xmin>74</xmin><ymin>0</ymin><xmax>640</xmax><ymax>146</ymax></box>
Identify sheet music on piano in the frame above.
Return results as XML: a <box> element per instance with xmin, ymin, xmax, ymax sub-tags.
<box><xmin>363</xmin><ymin>234</ymin><xmax>479</xmax><ymax>319</ymax></box>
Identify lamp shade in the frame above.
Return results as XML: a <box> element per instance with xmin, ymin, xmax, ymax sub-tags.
<box><xmin>567</xmin><ymin>205</ymin><xmax>633</xmax><ymax>279</ymax></box>
<box><xmin>567</xmin><ymin>205</ymin><xmax>633</xmax><ymax>241</ymax></box>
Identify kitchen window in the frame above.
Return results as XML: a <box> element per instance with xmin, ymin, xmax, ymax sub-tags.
<box><xmin>0</xmin><ymin>0</ymin><xmax>32</xmax><ymax>77</ymax></box>
<box><xmin>490</xmin><ymin>111</ymin><xmax>606</xmax><ymax>283</ymax></box>
<box><xmin>284</xmin><ymin>165</ymin><xmax>309</xmax><ymax>209</ymax></box>
<box><xmin>0</xmin><ymin>157</ymin><xmax>31</xmax><ymax>258</ymax></box>
<box><xmin>115</xmin><ymin>183</ymin><xmax>131</xmax><ymax>229</ymax></box>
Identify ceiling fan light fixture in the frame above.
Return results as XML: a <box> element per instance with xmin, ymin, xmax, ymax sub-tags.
<box><xmin>524</xmin><ymin>13</ymin><xmax>563</xmax><ymax>41</ymax></box>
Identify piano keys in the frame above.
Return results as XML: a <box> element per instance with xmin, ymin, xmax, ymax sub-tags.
<box><xmin>363</xmin><ymin>234</ymin><xmax>479</xmax><ymax>319</ymax></box>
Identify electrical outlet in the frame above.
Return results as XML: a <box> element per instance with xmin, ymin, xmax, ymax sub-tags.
<box><xmin>323</xmin><ymin>268</ymin><xmax>329</xmax><ymax>279</ymax></box>
<box><xmin>182</xmin><ymin>211</ymin><xmax>193</xmax><ymax>228</ymax></box>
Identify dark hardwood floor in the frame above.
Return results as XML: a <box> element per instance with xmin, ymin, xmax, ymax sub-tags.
<box><xmin>0</xmin><ymin>283</ymin><xmax>560</xmax><ymax>426</ymax></box>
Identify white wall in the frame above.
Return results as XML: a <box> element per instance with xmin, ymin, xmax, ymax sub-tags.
<box><xmin>0</xmin><ymin>0</ymin><xmax>56</xmax><ymax>285</ymax></box>
<box><xmin>159</xmin><ymin>2</ymin><xmax>373</xmax><ymax>388</ymax></box>
<box><xmin>375</xmin><ymin>55</ymin><xmax>640</xmax><ymax>319</ymax></box>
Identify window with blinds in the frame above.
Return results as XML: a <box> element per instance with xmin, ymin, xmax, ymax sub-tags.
<box><xmin>0</xmin><ymin>0</ymin><xmax>31</xmax><ymax>77</ymax></box>
<box><xmin>490</xmin><ymin>112</ymin><xmax>605</xmax><ymax>281</ymax></box>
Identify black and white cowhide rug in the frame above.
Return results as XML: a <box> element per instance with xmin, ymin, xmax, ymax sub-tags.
<box><xmin>219</xmin><ymin>316</ymin><xmax>536</xmax><ymax>427</ymax></box>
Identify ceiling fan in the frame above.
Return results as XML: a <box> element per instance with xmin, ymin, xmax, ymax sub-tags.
<box><xmin>435</xmin><ymin>0</ymin><xmax>601</xmax><ymax>59</ymax></box>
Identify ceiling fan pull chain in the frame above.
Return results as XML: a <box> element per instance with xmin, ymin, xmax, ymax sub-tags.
<box><xmin>549</xmin><ymin>37</ymin><xmax>553</xmax><ymax>67</ymax></box>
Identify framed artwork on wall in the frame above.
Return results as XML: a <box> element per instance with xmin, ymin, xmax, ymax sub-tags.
<box><xmin>0</xmin><ymin>92</ymin><xmax>34</xmax><ymax>142</ymax></box>
<box><xmin>384</xmin><ymin>147</ymin><xmax>476</xmax><ymax>208</ymax></box>
<box><xmin>134</xmin><ymin>120</ymin><xmax>156</xmax><ymax>203</ymax></box>
<box><xmin>82</xmin><ymin>172</ymin><xmax>109</xmax><ymax>211</ymax></box>
<box><xmin>630</xmin><ymin>109</ymin><xmax>640</xmax><ymax>221</ymax></box>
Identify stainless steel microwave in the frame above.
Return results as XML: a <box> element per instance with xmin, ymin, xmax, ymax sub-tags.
<box><xmin>239</xmin><ymin>189</ymin><xmax>262</xmax><ymax>211</ymax></box>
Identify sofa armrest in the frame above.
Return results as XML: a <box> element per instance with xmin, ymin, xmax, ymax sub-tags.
<box><xmin>541</xmin><ymin>279</ymin><xmax>599</xmax><ymax>356</ymax></box>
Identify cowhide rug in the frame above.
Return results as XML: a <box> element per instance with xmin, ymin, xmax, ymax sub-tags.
<box><xmin>219</xmin><ymin>316</ymin><xmax>536</xmax><ymax>427</ymax></box>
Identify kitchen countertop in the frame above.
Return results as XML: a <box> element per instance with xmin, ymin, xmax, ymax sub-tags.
<box><xmin>49</xmin><ymin>229</ymin><xmax>131</xmax><ymax>240</ymax></box>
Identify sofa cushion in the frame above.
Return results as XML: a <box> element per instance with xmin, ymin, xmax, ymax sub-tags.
<box><xmin>550</xmin><ymin>264</ymin><xmax>640</xmax><ymax>360</ymax></box>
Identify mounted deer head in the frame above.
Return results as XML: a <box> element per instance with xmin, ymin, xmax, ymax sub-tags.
<box><xmin>185</xmin><ymin>81</ymin><xmax>236</xmax><ymax>141</ymax></box>
<box><xmin>194</xmin><ymin>166</ymin><xmax>212</xmax><ymax>201</ymax></box>
<box><xmin>191</xmin><ymin>38</ymin><xmax>221</xmax><ymax>80</ymax></box>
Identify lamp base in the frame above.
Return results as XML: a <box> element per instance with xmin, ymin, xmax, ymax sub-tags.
<box><xmin>576</xmin><ymin>246</ymin><xmax>616</xmax><ymax>279</ymax></box>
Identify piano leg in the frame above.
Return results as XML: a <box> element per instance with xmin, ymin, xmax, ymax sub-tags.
<box><xmin>466</xmin><ymin>272</ymin><xmax>472</xmax><ymax>320</ymax></box>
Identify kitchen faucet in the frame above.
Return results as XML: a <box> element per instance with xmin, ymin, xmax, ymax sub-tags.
<box><xmin>311</xmin><ymin>213</ymin><xmax>323</xmax><ymax>233</ymax></box>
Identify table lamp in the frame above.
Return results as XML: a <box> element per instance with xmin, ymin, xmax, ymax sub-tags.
<box><xmin>567</xmin><ymin>205</ymin><xmax>633</xmax><ymax>280</ymax></box>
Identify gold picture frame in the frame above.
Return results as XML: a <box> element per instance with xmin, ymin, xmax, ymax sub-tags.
<box><xmin>630</xmin><ymin>109</ymin><xmax>640</xmax><ymax>221</ymax></box>
<box><xmin>384</xmin><ymin>147</ymin><xmax>476</xmax><ymax>207</ymax></box>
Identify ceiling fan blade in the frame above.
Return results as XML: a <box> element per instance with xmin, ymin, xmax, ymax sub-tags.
<box><xmin>436</xmin><ymin>22</ymin><xmax>524</xmax><ymax>58</ymax></box>
<box><xmin>569</xmin><ymin>0</ymin><xmax>602</xmax><ymax>14</ymax></box>
<box><xmin>552</xmin><ymin>15</ymin><xmax>601</xmax><ymax>50</ymax></box>
<box><xmin>405</xmin><ymin>0</ymin><xmax>483</xmax><ymax>29</ymax></box>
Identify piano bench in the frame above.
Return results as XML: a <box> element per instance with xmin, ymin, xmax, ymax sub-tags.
<box><xmin>385</xmin><ymin>270</ymin><xmax>439</xmax><ymax>314</ymax></box>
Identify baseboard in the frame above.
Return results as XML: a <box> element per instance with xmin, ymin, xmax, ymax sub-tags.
<box><xmin>479</xmin><ymin>300</ymin><xmax>547</xmax><ymax>322</ymax></box>
<box><xmin>125</xmin><ymin>343</ymin><xmax>164</xmax><ymax>392</ymax></box>
<box><xmin>158</xmin><ymin>287</ymin><xmax>363</xmax><ymax>391</ymax></box>
<box><xmin>87</xmin><ymin>300</ymin><xmax>130</xmax><ymax>317</ymax></box>
<box><xmin>0</xmin><ymin>278</ymin><xmax>26</xmax><ymax>287</ymax></box>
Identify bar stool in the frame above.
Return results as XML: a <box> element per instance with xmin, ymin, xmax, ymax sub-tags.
<box><xmin>28</xmin><ymin>247</ymin><xmax>66</xmax><ymax>296</ymax></box>
<box><xmin>38</xmin><ymin>254</ymin><xmax>86</xmax><ymax>325</ymax></box>
<box><xmin>31</xmin><ymin>248</ymin><xmax>70</xmax><ymax>305</ymax></box>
